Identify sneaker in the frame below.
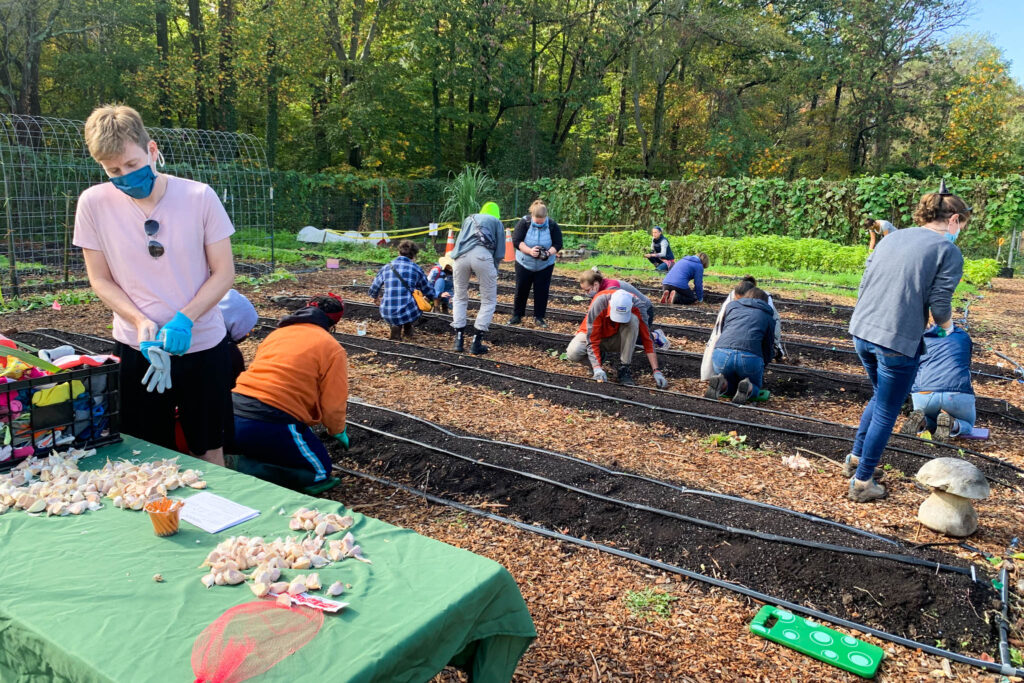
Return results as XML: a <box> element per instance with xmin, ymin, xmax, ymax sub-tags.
<box><xmin>842</xmin><ymin>454</ymin><xmax>884</xmax><ymax>481</ymax></box>
<box><xmin>732</xmin><ymin>378</ymin><xmax>756</xmax><ymax>404</ymax></box>
<box><xmin>705</xmin><ymin>374</ymin><xmax>727</xmax><ymax>400</ymax></box>
<box><xmin>617</xmin><ymin>364</ymin><xmax>635</xmax><ymax>386</ymax></box>
<box><xmin>933</xmin><ymin>411</ymin><xmax>953</xmax><ymax>443</ymax></box>
<box><xmin>652</xmin><ymin>329</ymin><xmax>670</xmax><ymax>350</ymax></box>
<box><xmin>534</xmin><ymin>317</ymin><xmax>548</xmax><ymax>328</ymax></box>
<box><xmin>508</xmin><ymin>315</ymin><xmax>523</xmax><ymax>325</ymax></box>
<box><xmin>901</xmin><ymin>409</ymin><xmax>926</xmax><ymax>436</ymax></box>
<box><xmin>848</xmin><ymin>477</ymin><xmax>887</xmax><ymax>503</ymax></box>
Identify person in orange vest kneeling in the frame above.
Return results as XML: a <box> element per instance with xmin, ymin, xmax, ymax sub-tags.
<box><xmin>565</xmin><ymin>289</ymin><xmax>667</xmax><ymax>388</ymax></box>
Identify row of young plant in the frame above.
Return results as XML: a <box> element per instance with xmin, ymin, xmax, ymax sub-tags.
<box><xmin>597</xmin><ymin>231</ymin><xmax>1002</xmax><ymax>287</ymax></box>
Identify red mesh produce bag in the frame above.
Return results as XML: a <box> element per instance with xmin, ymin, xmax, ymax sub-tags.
<box><xmin>191</xmin><ymin>602</ymin><xmax>324</xmax><ymax>683</ymax></box>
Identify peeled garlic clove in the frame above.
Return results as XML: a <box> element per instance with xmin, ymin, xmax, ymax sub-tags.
<box><xmin>287</xmin><ymin>578</ymin><xmax>307</xmax><ymax>595</ymax></box>
<box><xmin>250</xmin><ymin>582</ymin><xmax>270</xmax><ymax>598</ymax></box>
<box><xmin>223</xmin><ymin>569</ymin><xmax>246</xmax><ymax>585</ymax></box>
<box><xmin>327</xmin><ymin>581</ymin><xmax>344</xmax><ymax>597</ymax></box>
<box><xmin>269</xmin><ymin>581</ymin><xmax>289</xmax><ymax>594</ymax></box>
<box><xmin>201</xmin><ymin>574</ymin><xmax>216</xmax><ymax>589</ymax></box>
<box><xmin>292</xmin><ymin>556</ymin><xmax>311</xmax><ymax>570</ymax></box>
<box><xmin>304</xmin><ymin>573</ymin><xmax>321</xmax><ymax>591</ymax></box>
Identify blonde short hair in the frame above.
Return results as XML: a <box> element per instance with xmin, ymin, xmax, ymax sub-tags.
<box><xmin>529</xmin><ymin>200</ymin><xmax>547</xmax><ymax>219</ymax></box>
<box><xmin>84</xmin><ymin>104</ymin><xmax>151</xmax><ymax>161</ymax></box>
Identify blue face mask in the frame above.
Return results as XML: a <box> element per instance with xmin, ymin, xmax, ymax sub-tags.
<box><xmin>110</xmin><ymin>163</ymin><xmax>156</xmax><ymax>199</ymax></box>
<box><xmin>947</xmin><ymin>230</ymin><xmax>960</xmax><ymax>243</ymax></box>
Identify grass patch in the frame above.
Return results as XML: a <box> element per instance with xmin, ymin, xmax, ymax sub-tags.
<box><xmin>624</xmin><ymin>588</ymin><xmax>677</xmax><ymax>621</ymax></box>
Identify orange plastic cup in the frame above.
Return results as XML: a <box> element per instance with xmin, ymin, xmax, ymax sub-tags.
<box><xmin>144</xmin><ymin>497</ymin><xmax>184</xmax><ymax>537</ymax></box>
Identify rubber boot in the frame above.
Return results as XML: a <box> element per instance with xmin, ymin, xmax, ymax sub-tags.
<box><xmin>901</xmin><ymin>409</ymin><xmax>926</xmax><ymax>436</ymax></box>
<box><xmin>389</xmin><ymin>325</ymin><xmax>402</xmax><ymax>340</ymax></box>
<box><xmin>470</xmin><ymin>332</ymin><xmax>489</xmax><ymax>355</ymax></box>
<box><xmin>452</xmin><ymin>327</ymin><xmax>466</xmax><ymax>352</ymax></box>
<box><xmin>402</xmin><ymin>322</ymin><xmax>415</xmax><ymax>339</ymax></box>
<box><xmin>848</xmin><ymin>477</ymin><xmax>887</xmax><ymax>503</ymax></box>
<box><xmin>705</xmin><ymin>374</ymin><xmax>727</xmax><ymax>400</ymax></box>
<box><xmin>617</xmin><ymin>364</ymin><xmax>635</xmax><ymax>386</ymax></box>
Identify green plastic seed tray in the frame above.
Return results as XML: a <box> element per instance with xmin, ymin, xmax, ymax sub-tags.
<box><xmin>749</xmin><ymin>605</ymin><xmax>884</xmax><ymax>678</ymax></box>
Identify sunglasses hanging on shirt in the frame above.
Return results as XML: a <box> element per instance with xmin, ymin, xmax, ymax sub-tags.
<box><xmin>144</xmin><ymin>219</ymin><xmax>164</xmax><ymax>258</ymax></box>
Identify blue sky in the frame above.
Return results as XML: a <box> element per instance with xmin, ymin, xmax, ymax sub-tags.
<box><xmin>956</xmin><ymin>0</ymin><xmax>1024</xmax><ymax>83</ymax></box>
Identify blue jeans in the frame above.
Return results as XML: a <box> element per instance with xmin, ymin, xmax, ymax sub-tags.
<box><xmin>911</xmin><ymin>391</ymin><xmax>976</xmax><ymax>437</ymax></box>
<box><xmin>433</xmin><ymin>277</ymin><xmax>454</xmax><ymax>299</ymax></box>
<box><xmin>711</xmin><ymin>348</ymin><xmax>764</xmax><ymax>396</ymax></box>
<box><xmin>852</xmin><ymin>337</ymin><xmax>920</xmax><ymax>481</ymax></box>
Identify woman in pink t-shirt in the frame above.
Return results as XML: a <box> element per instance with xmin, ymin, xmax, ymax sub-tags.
<box><xmin>72</xmin><ymin>104</ymin><xmax>235</xmax><ymax>466</ymax></box>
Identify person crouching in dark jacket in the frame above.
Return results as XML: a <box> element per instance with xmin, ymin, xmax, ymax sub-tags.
<box><xmin>902</xmin><ymin>324</ymin><xmax>975</xmax><ymax>442</ymax></box>
<box><xmin>705</xmin><ymin>287</ymin><xmax>775</xmax><ymax>404</ymax></box>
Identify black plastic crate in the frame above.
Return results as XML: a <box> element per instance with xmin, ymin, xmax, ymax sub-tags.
<box><xmin>0</xmin><ymin>360</ymin><xmax>120</xmax><ymax>471</ymax></box>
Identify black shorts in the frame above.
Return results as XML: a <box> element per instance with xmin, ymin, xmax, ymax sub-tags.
<box><xmin>114</xmin><ymin>338</ymin><xmax>234</xmax><ymax>454</ymax></box>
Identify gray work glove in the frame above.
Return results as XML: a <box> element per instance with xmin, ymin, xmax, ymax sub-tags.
<box><xmin>141</xmin><ymin>345</ymin><xmax>173</xmax><ymax>394</ymax></box>
<box><xmin>653</xmin><ymin>370</ymin><xmax>668</xmax><ymax>389</ymax></box>
<box><xmin>592</xmin><ymin>367</ymin><xmax>608</xmax><ymax>382</ymax></box>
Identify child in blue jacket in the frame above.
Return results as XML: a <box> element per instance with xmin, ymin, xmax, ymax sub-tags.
<box><xmin>661</xmin><ymin>253</ymin><xmax>709</xmax><ymax>305</ymax></box>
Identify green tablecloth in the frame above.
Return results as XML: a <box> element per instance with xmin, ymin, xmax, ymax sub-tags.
<box><xmin>0</xmin><ymin>436</ymin><xmax>535</xmax><ymax>682</ymax></box>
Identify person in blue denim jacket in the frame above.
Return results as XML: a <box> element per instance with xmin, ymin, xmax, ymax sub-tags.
<box><xmin>427</xmin><ymin>256</ymin><xmax>455</xmax><ymax>314</ymax></box>
<box><xmin>902</xmin><ymin>324</ymin><xmax>974</xmax><ymax>442</ymax></box>
<box><xmin>705</xmin><ymin>288</ymin><xmax>775</xmax><ymax>404</ymax></box>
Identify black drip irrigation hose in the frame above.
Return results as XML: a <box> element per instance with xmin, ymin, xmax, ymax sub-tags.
<box><xmin>992</xmin><ymin>350</ymin><xmax>1024</xmax><ymax>380</ymax></box>
<box><xmin>347</xmin><ymin>420</ymin><xmax>972</xmax><ymax>575</ymax></box>
<box><xmin>22</xmin><ymin>329</ymin><xmax>99</xmax><ymax>356</ymax></box>
<box><xmin>337</xmin><ymin>331</ymin><xmax>1020</xmax><ymax>471</ymax></box>
<box><xmin>331</xmin><ymin>463</ymin><xmax>1024</xmax><ymax>680</ymax></box>
<box><xmin>331</xmin><ymin>336</ymin><xmax>1024</xmax><ymax>489</ymax></box>
<box><xmin>350</xmin><ymin>400</ymin><xmax>903</xmax><ymax>547</ymax></box>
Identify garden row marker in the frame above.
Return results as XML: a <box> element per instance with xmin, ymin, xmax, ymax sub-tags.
<box><xmin>749</xmin><ymin>605</ymin><xmax>884</xmax><ymax>678</ymax></box>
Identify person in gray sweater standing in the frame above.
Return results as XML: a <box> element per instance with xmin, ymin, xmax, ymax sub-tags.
<box><xmin>844</xmin><ymin>182</ymin><xmax>967</xmax><ymax>503</ymax></box>
<box><xmin>450</xmin><ymin>201</ymin><xmax>505</xmax><ymax>354</ymax></box>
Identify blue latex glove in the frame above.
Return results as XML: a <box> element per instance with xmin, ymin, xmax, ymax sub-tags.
<box><xmin>158</xmin><ymin>312</ymin><xmax>193</xmax><ymax>355</ymax></box>
<box><xmin>139</xmin><ymin>340</ymin><xmax>163</xmax><ymax>363</ymax></box>
<box><xmin>333</xmin><ymin>429</ymin><xmax>350</xmax><ymax>450</ymax></box>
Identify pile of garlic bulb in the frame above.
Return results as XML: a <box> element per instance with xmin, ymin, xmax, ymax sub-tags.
<box><xmin>0</xmin><ymin>449</ymin><xmax>206</xmax><ymax>517</ymax></box>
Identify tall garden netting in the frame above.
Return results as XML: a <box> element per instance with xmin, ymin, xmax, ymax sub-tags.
<box><xmin>0</xmin><ymin>114</ymin><xmax>273</xmax><ymax>295</ymax></box>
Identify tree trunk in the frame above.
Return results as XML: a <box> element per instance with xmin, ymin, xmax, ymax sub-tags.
<box><xmin>217</xmin><ymin>0</ymin><xmax>237</xmax><ymax>131</ymax></box>
<box><xmin>431</xmin><ymin>19</ymin><xmax>442</xmax><ymax>177</ymax></box>
<box><xmin>465</xmin><ymin>88</ymin><xmax>475</xmax><ymax>162</ymax></box>
<box><xmin>615</xmin><ymin>73</ymin><xmax>628</xmax><ymax>147</ymax></box>
<box><xmin>264</xmin><ymin>0</ymin><xmax>278</xmax><ymax>167</ymax></box>
<box><xmin>187</xmin><ymin>0</ymin><xmax>209</xmax><ymax>129</ymax></box>
<box><xmin>823</xmin><ymin>79</ymin><xmax>842</xmax><ymax>175</ymax></box>
<box><xmin>311</xmin><ymin>73</ymin><xmax>331</xmax><ymax>170</ymax></box>
<box><xmin>155</xmin><ymin>0</ymin><xmax>172</xmax><ymax>126</ymax></box>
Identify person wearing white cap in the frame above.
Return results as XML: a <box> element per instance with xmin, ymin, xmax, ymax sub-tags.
<box><xmin>566</xmin><ymin>288</ymin><xmax>667</xmax><ymax>387</ymax></box>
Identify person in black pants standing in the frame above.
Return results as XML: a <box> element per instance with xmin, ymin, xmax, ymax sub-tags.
<box><xmin>510</xmin><ymin>201</ymin><xmax>563</xmax><ymax>328</ymax></box>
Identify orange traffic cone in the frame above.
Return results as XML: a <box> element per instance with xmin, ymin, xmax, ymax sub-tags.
<box><xmin>444</xmin><ymin>228</ymin><xmax>455</xmax><ymax>255</ymax></box>
<box><xmin>503</xmin><ymin>228</ymin><xmax>514</xmax><ymax>262</ymax></box>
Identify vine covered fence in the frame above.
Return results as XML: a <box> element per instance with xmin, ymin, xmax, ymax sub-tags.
<box><xmin>275</xmin><ymin>172</ymin><xmax>1024</xmax><ymax>260</ymax></box>
<box><xmin>0</xmin><ymin>114</ymin><xmax>273</xmax><ymax>295</ymax></box>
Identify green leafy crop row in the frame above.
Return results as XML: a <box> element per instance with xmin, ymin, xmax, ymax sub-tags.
<box><xmin>598</xmin><ymin>231</ymin><xmax>1004</xmax><ymax>287</ymax></box>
